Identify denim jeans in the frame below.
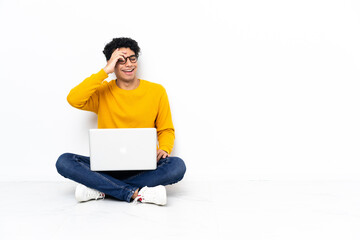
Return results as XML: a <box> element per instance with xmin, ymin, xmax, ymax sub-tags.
<box><xmin>56</xmin><ymin>153</ymin><xmax>186</xmax><ymax>202</ymax></box>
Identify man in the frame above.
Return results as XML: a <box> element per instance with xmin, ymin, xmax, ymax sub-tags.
<box><xmin>56</xmin><ymin>37</ymin><xmax>186</xmax><ymax>205</ymax></box>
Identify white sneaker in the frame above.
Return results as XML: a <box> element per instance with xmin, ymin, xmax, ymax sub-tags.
<box><xmin>133</xmin><ymin>185</ymin><xmax>167</xmax><ymax>206</ymax></box>
<box><xmin>75</xmin><ymin>184</ymin><xmax>105</xmax><ymax>202</ymax></box>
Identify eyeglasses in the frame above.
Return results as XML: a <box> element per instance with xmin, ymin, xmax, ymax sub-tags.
<box><xmin>117</xmin><ymin>55</ymin><xmax>138</xmax><ymax>65</ymax></box>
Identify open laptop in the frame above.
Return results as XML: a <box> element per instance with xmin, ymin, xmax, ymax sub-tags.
<box><xmin>89</xmin><ymin>128</ymin><xmax>157</xmax><ymax>171</ymax></box>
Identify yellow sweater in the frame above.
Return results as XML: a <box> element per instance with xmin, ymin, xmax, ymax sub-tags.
<box><xmin>67</xmin><ymin>69</ymin><xmax>175</xmax><ymax>154</ymax></box>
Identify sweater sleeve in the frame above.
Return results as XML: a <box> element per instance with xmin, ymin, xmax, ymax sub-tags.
<box><xmin>156</xmin><ymin>87</ymin><xmax>175</xmax><ymax>154</ymax></box>
<box><xmin>67</xmin><ymin>69</ymin><xmax>108</xmax><ymax>113</ymax></box>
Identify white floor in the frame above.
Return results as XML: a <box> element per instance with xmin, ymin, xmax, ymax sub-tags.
<box><xmin>1</xmin><ymin>178</ymin><xmax>360</xmax><ymax>240</ymax></box>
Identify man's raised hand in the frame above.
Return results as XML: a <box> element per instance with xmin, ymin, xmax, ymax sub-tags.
<box><xmin>103</xmin><ymin>48</ymin><xmax>124</xmax><ymax>74</ymax></box>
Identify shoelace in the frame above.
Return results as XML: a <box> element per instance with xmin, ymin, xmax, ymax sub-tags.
<box><xmin>86</xmin><ymin>190</ymin><xmax>105</xmax><ymax>200</ymax></box>
<box><xmin>97</xmin><ymin>193</ymin><xmax>105</xmax><ymax>200</ymax></box>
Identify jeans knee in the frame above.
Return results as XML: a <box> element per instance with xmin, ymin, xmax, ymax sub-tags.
<box><xmin>169</xmin><ymin>156</ymin><xmax>186</xmax><ymax>182</ymax></box>
<box><xmin>56</xmin><ymin>153</ymin><xmax>74</xmax><ymax>176</ymax></box>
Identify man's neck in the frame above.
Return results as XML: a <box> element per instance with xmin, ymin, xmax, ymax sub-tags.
<box><xmin>116</xmin><ymin>78</ymin><xmax>140</xmax><ymax>90</ymax></box>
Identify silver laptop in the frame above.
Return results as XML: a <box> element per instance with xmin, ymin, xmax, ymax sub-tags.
<box><xmin>89</xmin><ymin>128</ymin><xmax>157</xmax><ymax>171</ymax></box>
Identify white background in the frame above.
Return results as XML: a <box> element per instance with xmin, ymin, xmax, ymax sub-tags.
<box><xmin>0</xmin><ymin>0</ymin><xmax>359</xmax><ymax>181</ymax></box>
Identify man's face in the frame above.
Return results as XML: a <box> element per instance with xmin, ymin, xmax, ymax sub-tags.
<box><xmin>113</xmin><ymin>47</ymin><xmax>138</xmax><ymax>82</ymax></box>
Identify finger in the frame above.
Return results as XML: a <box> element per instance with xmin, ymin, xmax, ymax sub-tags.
<box><xmin>111</xmin><ymin>49</ymin><xmax>123</xmax><ymax>59</ymax></box>
<box><xmin>158</xmin><ymin>151</ymin><xmax>167</xmax><ymax>160</ymax></box>
<box><xmin>112</xmin><ymin>53</ymin><xmax>123</xmax><ymax>61</ymax></box>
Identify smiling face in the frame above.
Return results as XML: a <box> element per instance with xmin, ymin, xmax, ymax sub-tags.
<box><xmin>113</xmin><ymin>47</ymin><xmax>138</xmax><ymax>83</ymax></box>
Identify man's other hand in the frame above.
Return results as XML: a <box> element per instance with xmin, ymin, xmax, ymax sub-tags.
<box><xmin>157</xmin><ymin>149</ymin><xmax>169</xmax><ymax>161</ymax></box>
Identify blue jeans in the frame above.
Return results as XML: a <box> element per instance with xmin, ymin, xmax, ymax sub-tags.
<box><xmin>56</xmin><ymin>153</ymin><xmax>186</xmax><ymax>202</ymax></box>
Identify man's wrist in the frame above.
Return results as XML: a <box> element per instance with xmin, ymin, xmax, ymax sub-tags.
<box><xmin>103</xmin><ymin>66</ymin><xmax>111</xmax><ymax>74</ymax></box>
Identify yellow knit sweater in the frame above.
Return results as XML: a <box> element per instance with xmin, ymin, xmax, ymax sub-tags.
<box><xmin>67</xmin><ymin>69</ymin><xmax>175</xmax><ymax>154</ymax></box>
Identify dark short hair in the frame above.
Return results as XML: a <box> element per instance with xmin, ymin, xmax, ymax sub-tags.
<box><xmin>103</xmin><ymin>37</ymin><xmax>141</xmax><ymax>61</ymax></box>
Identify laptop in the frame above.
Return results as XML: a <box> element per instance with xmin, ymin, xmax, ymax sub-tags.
<box><xmin>89</xmin><ymin>128</ymin><xmax>157</xmax><ymax>171</ymax></box>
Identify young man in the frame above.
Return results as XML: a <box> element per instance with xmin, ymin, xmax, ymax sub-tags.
<box><xmin>56</xmin><ymin>37</ymin><xmax>186</xmax><ymax>205</ymax></box>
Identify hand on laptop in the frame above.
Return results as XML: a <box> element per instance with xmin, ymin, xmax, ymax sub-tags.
<box><xmin>157</xmin><ymin>149</ymin><xmax>168</xmax><ymax>161</ymax></box>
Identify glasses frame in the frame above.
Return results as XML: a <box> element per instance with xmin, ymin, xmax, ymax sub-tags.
<box><xmin>117</xmin><ymin>55</ymin><xmax>138</xmax><ymax>65</ymax></box>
